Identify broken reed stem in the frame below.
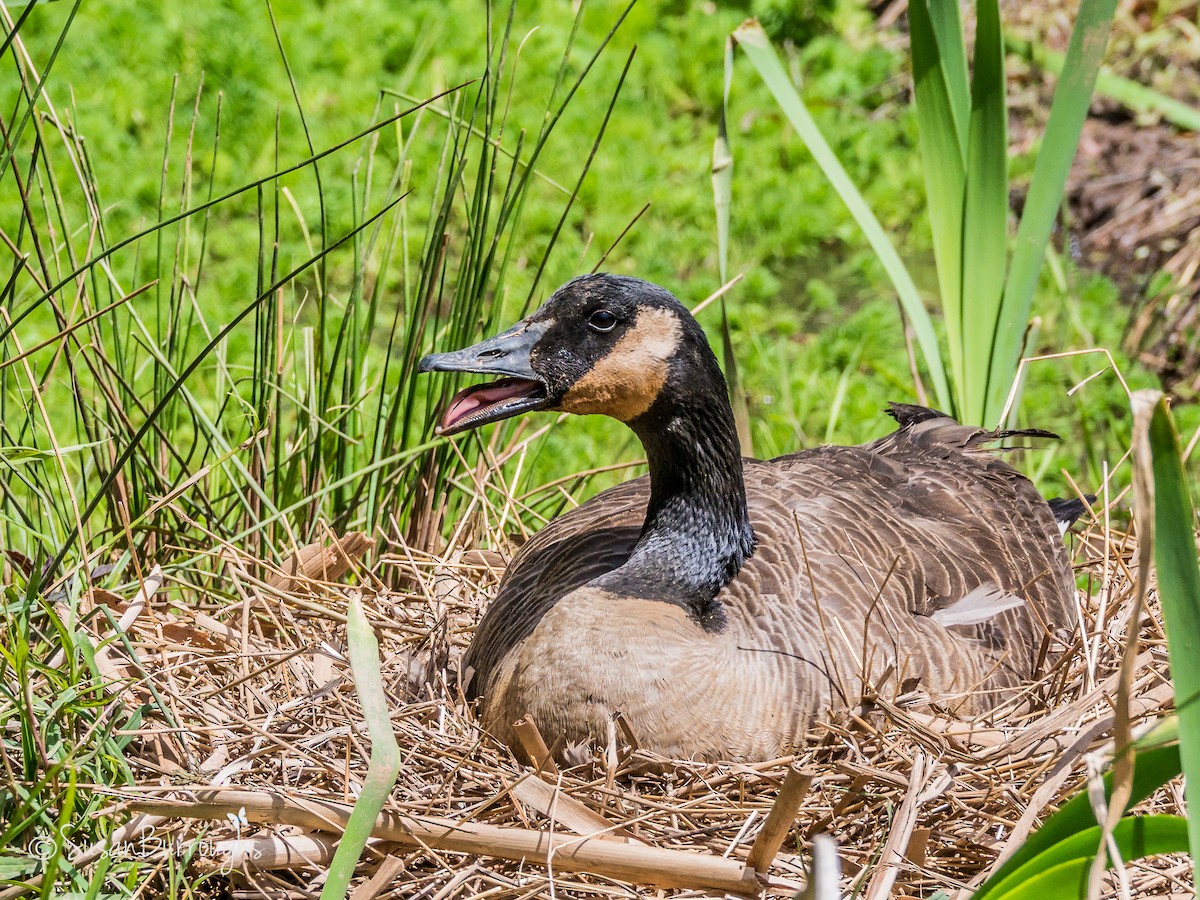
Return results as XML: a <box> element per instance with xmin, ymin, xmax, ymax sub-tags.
<box><xmin>352</xmin><ymin>856</ymin><xmax>409</xmax><ymax>900</ymax></box>
<box><xmin>198</xmin><ymin>833</ymin><xmax>344</xmax><ymax>871</ymax></box>
<box><xmin>745</xmin><ymin>764</ymin><xmax>811</xmax><ymax>873</ymax></box>
<box><xmin>863</xmin><ymin>751</ymin><xmax>934</xmax><ymax>900</ymax></box>
<box><xmin>510</xmin><ymin>775</ymin><xmax>640</xmax><ymax>843</ymax></box>
<box><xmin>125</xmin><ymin>789</ymin><xmax>762</xmax><ymax>895</ymax></box>
<box><xmin>511</xmin><ymin>714</ymin><xmax>559</xmax><ymax>778</ymax></box>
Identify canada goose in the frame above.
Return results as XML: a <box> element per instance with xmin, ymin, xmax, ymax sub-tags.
<box><xmin>418</xmin><ymin>274</ymin><xmax>1078</xmax><ymax>762</ymax></box>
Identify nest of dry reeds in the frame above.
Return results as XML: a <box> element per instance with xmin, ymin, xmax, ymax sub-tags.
<box><xmin>55</xmin><ymin>511</ymin><xmax>1186</xmax><ymax>900</ymax></box>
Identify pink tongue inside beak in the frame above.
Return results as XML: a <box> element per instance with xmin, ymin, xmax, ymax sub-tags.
<box><xmin>441</xmin><ymin>379</ymin><xmax>539</xmax><ymax>432</ymax></box>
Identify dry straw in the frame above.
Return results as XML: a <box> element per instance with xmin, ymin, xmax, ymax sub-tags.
<box><xmin>21</xmin><ymin>502</ymin><xmax>1187</xmax><ymax>899</ymax></box>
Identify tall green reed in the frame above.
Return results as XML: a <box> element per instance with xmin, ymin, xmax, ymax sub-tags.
<box><xmin>1</xmin><ymin>1</ymin><xmax>633</xmax><ymax>575</ymax></box>
<box><xmin>0</xmin><ymin>1</ymin><xmax>632</xmax><ymax>892</ymax></box>
<box><xmin>728</xmin><ymin>1</ymin><xmax>1117</xmax><ymax>426</ymax></box>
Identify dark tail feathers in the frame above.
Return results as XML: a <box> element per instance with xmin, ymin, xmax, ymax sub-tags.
<box><xmin>884</xmin><ymin>404</ymin><xmax>1091</xmax><ymax>532</ymax></box>
<box><xmin>1048</xmin><ymin>495</ymin><xmax>1095</xmax><ymax>531</ymax></box>
<box><xmin>885</xmin><ymin>402</ymin><xmax>950</xmax><ymax>427</ymax></box>
<box><xmin>884</xmin><ymin>402</ymin><xmax>1059</xmax><ymax>443</ymax></box>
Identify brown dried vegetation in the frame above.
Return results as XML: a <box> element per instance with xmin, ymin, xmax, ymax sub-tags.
<box><xmin>33</xmin><ymin>502</ymin><xmax>1186</xmax><ymax>899</ymax></box>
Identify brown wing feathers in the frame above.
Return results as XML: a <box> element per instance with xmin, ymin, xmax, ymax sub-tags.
<box><xmin>466</xmin><ymin>407</ymin><xmax>1073</xmax><ymax>714</ymax></box>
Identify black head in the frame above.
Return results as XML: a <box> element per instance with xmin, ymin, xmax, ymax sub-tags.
<box><xmin>419</xmin><ymin>274</ymin><xmax>718</xmax><ymax>435</ymax></box>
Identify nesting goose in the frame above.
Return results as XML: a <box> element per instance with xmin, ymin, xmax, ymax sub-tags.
<box><xmin>419</xmin><ymin>274</ymin><xmax>1078</xmax><ymax>762</ymax></box>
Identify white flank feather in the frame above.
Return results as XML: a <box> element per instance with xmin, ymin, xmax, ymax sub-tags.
<box><xmin>931</xmin><ymin>582</ymin><xmax>1025</xmax><ymax>627</ymax></box>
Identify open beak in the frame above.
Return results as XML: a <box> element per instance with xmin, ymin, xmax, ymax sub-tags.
<box><xmin>418</xmin><ymin>320</ymin><xmax>551</xmax><ymax>435</ymax></box>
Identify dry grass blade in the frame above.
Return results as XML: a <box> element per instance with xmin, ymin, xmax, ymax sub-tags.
<box><xmin>268</xmin><ymin>532</ymin><xmax>372</xmax><ymax>593</ymax></box>
<box><xmin>348</xmin><ymin>856</ymin><xmax>408</xmax><ymax>900</ymax></box>
<box><xmin>862</xmin><ymin>752</ymin><xmax>942</xmax><ymax>900</ymax></box>
<box><xmin>1096</xmin><ymin>389</ymin><xmax>1163</xmax><ymax>898</ymax></box>
<box><xmin>510</xmin><ymin>776</ymin><xmax>640</xmax><ymax>843</ymax></box>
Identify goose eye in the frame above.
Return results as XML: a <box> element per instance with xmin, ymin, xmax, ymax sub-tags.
<box><xmin>588</xmin><ymin>310</ymin><xmax>617</xmax><ymax>333</ymax></box>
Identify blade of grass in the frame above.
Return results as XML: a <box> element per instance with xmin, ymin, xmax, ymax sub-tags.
<box><xmin>1134</xmin><ymin>389</ymin><xmax>1200</xmax><ymax>883</ymax></box>
<box><xmin>714</xmin><ymin>37</ymin><xmax>734</xmax><ymax>286</ymax></box>
<box><xmin>1006</xmin><ymin>35</ymin><xmax>1200</xmax><ymax>132</ymax></box>
<box><xmin>983</xmin><ymin>815</ymin><xmax>1189</xmax><ymax>900</ymax></box>
<box><xmin>960</xmin><ymin>0</ymin><xmax>1008</xmax><ymax>426</ymax></box>
<box><xmin>526</xmin><ymin>47</ymin><xmax>635</xmax><ymax>304</ymax></box>
<box><xmin>0</xmin><ymin>0</ymin><xmax>82</xmax><ymax>185</ymax></box>
<box><xmin>731</xmin><ymin>19</ymin><xmax>951</xmax><ymax>412</ymax></box>
<box><xmin>714</xmin><ymin>34</ymin><xmax>753</xmax><ymax>455</ymax></box>
<box><xmin>907</xmin><ymin>0</ymin><xmax>966</xmax><ymax>413</ymax></box>
<box><xmin>0</xmin><ymin>0</ymin><xmax>39</xmax><ymax>64</ymax></box>
<box><xmin>823</xmin><ymin>341</ymin><xmax>863</xmax><ymax>445</ymax></box>
<box><xmin>989</xmin><ymin>0</ymin><xmax>1118</xmax><ymax>421</ymax></box>
<box><xmin>320</xmin><ymin>592</ymin><xmax>400</xmax><ymax>900</ymax></box>
<box><xmin>974</xmin><ymin>741</ymin><xmax>1182</xmax><ymax>899</ymax></box>
<box><xmin>516</xmin><ymin>0</ymin><xmax>637</xmax><ymax>309</ymax></box>
<box><xmin>924</xmin><ymin>0</ymin><xmax>970</xmax><ymax>147</ymax></box>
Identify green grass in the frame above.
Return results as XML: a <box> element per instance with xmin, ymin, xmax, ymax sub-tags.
<box><xmin>322</xmin><ymin>593</ymin><xmax>400</xmax><ymax>900</ymax></box>
<box><xmin>5</xmin><ymin>0</ymin><xmax>1178</xmax><ymax>503</ymax></box>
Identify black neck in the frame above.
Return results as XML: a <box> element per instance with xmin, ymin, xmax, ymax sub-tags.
<box><xmin>594</xmin><ymin>379</ymin><xmax>754</xmax><ymax>628</ymax></box>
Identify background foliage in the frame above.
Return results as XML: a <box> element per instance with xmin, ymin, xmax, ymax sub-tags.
<box><xmin>4</xmin><ymin>0</ymin><xmax>1181</xmax><ymax>548</ymax></box>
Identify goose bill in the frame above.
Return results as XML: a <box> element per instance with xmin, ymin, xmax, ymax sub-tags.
<box><xmin>438</xmin><ymin>377</ymin><xmax>548</xmax><ymax>434</ymax></box>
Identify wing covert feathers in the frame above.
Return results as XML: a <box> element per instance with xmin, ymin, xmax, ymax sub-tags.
<box><xmin>930</xmin><ymin>583</ymin><xmax>1026</xmax><ymax>626</ymax></box>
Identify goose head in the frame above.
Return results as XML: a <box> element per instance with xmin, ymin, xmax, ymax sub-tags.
<box><xmin>421</xmin><ymin>273</ymin><xmax>753</xmax><ymax>627</ymax></box>
<box><xmin>418</xmin><ymin>274</ymin><xmax>723</xmax><ymax>436</ymax></box>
